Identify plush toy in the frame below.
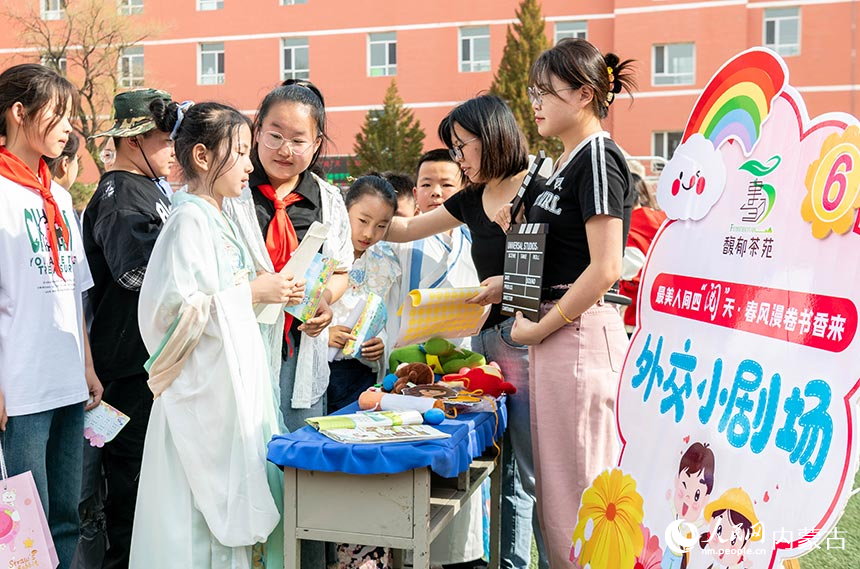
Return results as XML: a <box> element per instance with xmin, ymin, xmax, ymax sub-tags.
<box><xmin>442</xmin><ymin>363</ymin><xmax>517</xmax><ymax>398</ymax></box>
<box><xmin>388</xmin><ymin>337</ymin><xmax>486</xmax><ymax>374</ymax></box>
<box><xmin>389</xmin><ymin>362</ymin><xmax>434</xmax><ymax>394</ymax></box>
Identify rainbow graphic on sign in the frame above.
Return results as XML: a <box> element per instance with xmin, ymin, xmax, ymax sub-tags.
<box><xmin>682</xmin><ymin>48</ymin><xmax>788</xmax><ymax>156</ymax></box>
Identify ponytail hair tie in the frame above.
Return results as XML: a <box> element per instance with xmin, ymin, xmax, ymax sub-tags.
<box><xmin>169</xmin><ymin>100</ymin><xmax>195</xmax><ymax>141</ymax></box>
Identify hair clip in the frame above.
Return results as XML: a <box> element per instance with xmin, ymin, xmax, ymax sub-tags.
<box><xmin>170</xmin><ymin>100</ymin><xmax>194</xmax><ymax>141</ymax></box>
<box><xmin>607</xmin><ymin>66</ymin><xmax>615</xmax><ymax>84</ymax></box>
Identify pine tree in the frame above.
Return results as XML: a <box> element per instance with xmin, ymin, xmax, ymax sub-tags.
<box><xmin>490</xmin><ymin>0</ymin><xmax>562</xmax><ymax>156</ymax></box>
<box><xmin>350</xmin><ymin>79</ymin><xmax>426</xmax><ymax>176</ymax></box>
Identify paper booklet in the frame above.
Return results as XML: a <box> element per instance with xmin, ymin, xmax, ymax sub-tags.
<box><xmin>84</xmin><ymin>401</ymin><xmax>131</xmax><ymax>447</ymax></box>
<box><xmin>306</xmin><ymin>409</ymin><xmax>424</xmax><ymax>430</ymax></box>
<box><xmin>394</xmin><ymin>286</ymin><xmax>490</xmax><ymax>347</ymax></box>
<box><xmin>319</xmin><ymin>424</ymin><xmax>450</xmax><ymax>444</ymax></box>
<box><xmin>342</xmin><ymin>293</ymin><xmax>387</xmax><ymax>358</ymax></box>
<box><xmin>285</xmin><ymin>253</ymin><xmax>338</xmax><ymax>322</ymax></box>
<box><xmin>256</xmin><ymin>221</ymin><xmax>330</xmax><ymax>324</ymax></box>
<box><xmin>305</xmin><ymin>409</ymin><xmax>450</xmax><ymax>444</ymax></box>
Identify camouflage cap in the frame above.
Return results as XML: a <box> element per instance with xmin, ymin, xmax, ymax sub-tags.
<box><xmin>90</xmin><ymin>88</ymin><xmax>172</xmax><ymax>138</ymax></box>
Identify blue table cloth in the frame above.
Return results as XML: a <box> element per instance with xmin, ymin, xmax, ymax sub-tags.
<box><xmin>267</xmin><ymin>398</ymin><xmax>507</xmax><ymax>479</ymax></box>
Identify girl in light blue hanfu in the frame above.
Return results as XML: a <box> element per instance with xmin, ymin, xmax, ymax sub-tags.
<box><xmin>131</xmin><ymin>101</ymin><xmax>304</xmax><ymax>569</ymax></box>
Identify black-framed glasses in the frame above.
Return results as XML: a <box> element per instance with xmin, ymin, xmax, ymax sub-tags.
<box><xmin>448</xmin><ymin>137</ymin><xmax>478</xmax><ymax>161</ymax></box>
<box><xmin>260</xmin><ymin>131</ymin><xmax>317</xmax><ymax>155</ymax></box>
<box><xmin>527</xmin><ymin>86</ymin><xmax>579</xmax><ymax>107</ymax></box>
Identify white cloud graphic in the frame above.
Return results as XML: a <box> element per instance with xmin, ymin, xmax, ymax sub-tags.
<box><xmin>656</xmin><ymin>134</ymin><xmax>727</xmax><ymax>221</ymax></box>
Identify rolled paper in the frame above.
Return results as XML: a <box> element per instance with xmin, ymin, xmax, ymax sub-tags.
<box><xmin>358</xmin><ymin>391</ymin><xmax>442</xmax><ymax>413</ymax></box>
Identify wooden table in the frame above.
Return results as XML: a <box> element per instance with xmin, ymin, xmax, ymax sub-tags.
<box><xmin>282</xmin><ymin>448</ymin><xmax>501</xmax><ymax>569</ymax></box>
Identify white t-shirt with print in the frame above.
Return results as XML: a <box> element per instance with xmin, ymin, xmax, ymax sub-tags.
<box><xmin>0</xmin><ymin>176</ymin><xmax>93</xmax><ymax>416</ymax></box>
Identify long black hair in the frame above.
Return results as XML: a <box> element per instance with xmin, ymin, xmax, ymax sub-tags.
<box><xmin>0</xmin><ymin>63</ymin><xmax>78</xmax><ymax>144</ymax></box>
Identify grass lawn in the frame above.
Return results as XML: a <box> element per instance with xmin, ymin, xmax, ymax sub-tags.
<box><xmin>526</xmin><ymin>471</ymin><xmax>860</xmax><ymax>568</ymax></box>
<box><xmin>793</xmin><ymin>469</ymin><xmax>860</xmax><ymax>568</ymax></box>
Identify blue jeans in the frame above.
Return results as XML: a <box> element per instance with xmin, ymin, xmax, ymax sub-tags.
<box><xmin>70</xmin><ymin>441</ymin><xmax>106</xmax><ymax>569</ymax></box>
<box><xmin>4</xmin><ymin>402</ymin><xmax>85</xmax><ymax>569</ymax></box>
<box><xmin>472</xmin><ymin>317</ymin><xmax>548</xmax><ymax>569</ymax></box>
<box><xmin>279</xmin><ymin>332</ymin><xmax>327</xmax><ymax>433</ymax></box>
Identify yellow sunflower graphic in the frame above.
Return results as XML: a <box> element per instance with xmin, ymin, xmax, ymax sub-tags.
<box><xmin>570</xmin><ymin>468</ymin><xmax>645</xmax><ymax>569</ymax></box>
<box><xmin>801</xmin><ymin>125</ymin><xmax>860</xmax><ymax>239</ymax></box>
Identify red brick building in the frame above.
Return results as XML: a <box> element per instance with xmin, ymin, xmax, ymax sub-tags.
<box><xmin>1</xmin><ymin>0</ymin><xmax>857</xmax><ymax>182</ymax></box>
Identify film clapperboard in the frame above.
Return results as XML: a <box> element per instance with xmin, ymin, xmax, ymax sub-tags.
<box><xmin>501</xmin><ymin>151</ymin><xmax>548</xmax><ymax>322</ymax></box>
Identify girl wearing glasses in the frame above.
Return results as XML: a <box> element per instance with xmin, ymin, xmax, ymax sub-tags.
<box><xmin>495</xmin><ymin>38</ymin><xmax>637</xmax><ymax>569</ymax></box>
<box><xmin>247</xmin><ymin>81</ymin><xmax>352</xmax><ymax>436</ymax></box>
<box><xmin>387</xmin><ymin>94</ymin><xmax>547</xmax><ymax>569</ymax></box>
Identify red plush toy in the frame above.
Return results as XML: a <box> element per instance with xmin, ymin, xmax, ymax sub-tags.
<box><xmin>441</xmin><ymin>363</ymin><xmax>516</xmax><ymax>398</ymax></box>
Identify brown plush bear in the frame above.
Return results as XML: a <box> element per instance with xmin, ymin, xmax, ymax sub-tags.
<box><xmin>391</xmin><ymin>362</ymin><xmax>434</xmax><ymax>394</ymax></box>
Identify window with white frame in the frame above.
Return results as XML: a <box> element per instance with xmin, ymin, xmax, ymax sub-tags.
<box><xmin>281</xmin><ymin>38</ymin><xmax>309</xmax><ymax>81</ymax></box>
<box><xmin>41</xmin><ymin>0</ymin><xmax>64</xmax><ymax>20</ymax></box>
<box><xmin>555</xmin><ymin>21</ymin><xmax>587</xmax><ymax>43</ymax></box>
<box><xmin>459</xmin><ymin>26</ymin><xmax>490</xmax><ymax>72</ymax></box>
<box><xmin>368</xmin><ymin>32</ymin><xmax>396</xmax><ymax>77</ymax></box>
<box><xmin>40</xmin><ymin>54</ymin><xmax>67</xmax><ymax>75</ymax></box>
<box><xmin>199</xmin><ymin>42</ymin><xmax>225</xmax><ymax>85</ymax></box>
<box><xmin>197</xmin><ymin>0</ymin><xmax>223</xmax><ymax>10</ymax></box>
<box><xmin>119</xmin><ymin>46</ymin><xmax>145</xmax><ymax>88</ymax></box>
<box><xmin>653</xmin><ymin>43</ymin><xmax>694</xmax><ymax>86</ymax></box>
<box><xmin>118</xmin><ymin>0</ymin><xmax>143</xmax><ymax>15</ymax></box>
<box><xmin>764</xmin><ymin>7</ymin><xmax>800</xmax><ymax>56</ymax></box>
<box><xmin>281</xmin><ymin>0</ymin><xmax>307</xmax><ymax>4</ymax></box>
<box><xmin>653</xmin><ymin>131</ymin><xmax>684</xmax><ymax>159</ymax></box>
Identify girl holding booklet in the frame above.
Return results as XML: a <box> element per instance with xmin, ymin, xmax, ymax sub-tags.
<box><xmin>133</xmin><ymin>101</ymin><xmax>303</xmax><ymax>569</ymax></box>
<box><xmin>248</xmin><ymin>80</ymin><xmax>353</xmax><ymax>431</ymax></box>
<box><xmin>326</xmin><ymin>175</ymin><xmax>401</xmax><ymax>413</ymax></box>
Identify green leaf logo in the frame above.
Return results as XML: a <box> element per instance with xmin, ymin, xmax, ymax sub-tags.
<box><xmin>739</xmin><ymin>155</ymin><xmax>781</xmax><ymax>177</ymax></box>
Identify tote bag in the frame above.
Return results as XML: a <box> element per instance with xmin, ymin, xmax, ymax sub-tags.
<box><xmin>0</xmin><ymin>441</ymin><xmax>59</xmax><ymax>568</ymax></box>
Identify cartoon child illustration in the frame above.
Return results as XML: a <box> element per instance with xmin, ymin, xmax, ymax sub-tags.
<box><xmin>698</xmin><ymin>487</ymin><xmax>762</xmax><ymax>569</ymax></box>
<box><xmin>662</xmin><ymin>442</ymin><xmax>715</xmax><ymax>569</ymax></box>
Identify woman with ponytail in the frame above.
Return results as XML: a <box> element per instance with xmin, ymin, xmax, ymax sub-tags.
<box><xmin>495</xmin><ymin>39</ymin><xmax>638</xmax><ymax>569</ymax></box>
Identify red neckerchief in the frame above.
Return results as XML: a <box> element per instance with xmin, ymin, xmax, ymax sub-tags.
<box><xmin>0</xmin><ymin>147</ymin><xmax>70</xmax><ymax>280</ymax></box>
<box><xmin>257</xmin><ymin>183</ymin><xmax>305</xmax><ymax>345</ymax></box>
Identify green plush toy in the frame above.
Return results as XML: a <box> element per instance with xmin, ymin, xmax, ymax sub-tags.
<box><xmin>388</xmin><ymin>337</ymin><xmax>486</xmax><ymax>374</ymax></box>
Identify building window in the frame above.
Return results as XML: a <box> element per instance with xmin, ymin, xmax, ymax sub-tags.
<box><xmin>281</xmin><ymin>0</ymin><xmax>307</xmax><ymax>4</ymax></box>
<box><xmin>199</xmin><ymin>42</ymin><xmax>225</xmax><ymax>85</ymax></box>
<box><xmin>555</xmin><ymin>21</ymin><xmax>587</xmax><ymax>43</ymax></box>
<box><xmin>281</xmin><ymin>38</ymin><xmax>309</xmax><ymax>81</ymax></box>
<box><xmin>368</xmin><ymin>32</ymin><xmax>396</xmax><ymax>77</ymax></box>
<box><xmin>653</xmin><ymin>43</ymin><xmax>694</xmax><ymax>86</ymax></box>
<box><xmin>41</xmin><ymin>0</ymin><xmax>64</xmax><ymax>20</ymax></box>
<box><xmin>119</xmin><ymin>46</ymin><xmax>144</xmax><ymax>88</ymax></box>
<box><xmin>764</xmin><ymin>7</ymin><xmax>800</xmax><ymax>56</ymax></box>
<box><xmin>118</xmin><ymin>0</ymin><xmax>143</xmax><ymax>15</ymax></box>
<box><xmin>40</xmin><ymin>54</ymin><xmax>67</xmax><ymax>75</ymax></box>
<box><xmin>460</xmin><ymin>26</ymin><xmax>490</xmax><ymax>72</ymax></box>
<box><xmin>197</xmin><ymin>0</ymin><xmax>223</xmax><ymax>10</ymax></box>
<box><xmin>653</xmin><ymin>131</ymin><xmax>684</xmax><ymax>159</ymax></box>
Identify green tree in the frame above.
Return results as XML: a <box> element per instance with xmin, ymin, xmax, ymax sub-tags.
<box><xmin>490</xmin><ymin>0</ymin><xmax>562</xmax><ymax>156</ymax></box>
<box><xmin>3</xmin><ymin>0</ymin><xmax>158</xmax><ymax>175</ymax></box>
<box><xmin>351</xmin><ymin>79</ymin><xmax>425</xmax><ymax>176</ymax></box>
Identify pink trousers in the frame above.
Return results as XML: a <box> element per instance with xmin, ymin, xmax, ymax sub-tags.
<box><xmin>529</xmin><ymin>301</ymin><xmax>627</xmax><ymax>569</ymax></box>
